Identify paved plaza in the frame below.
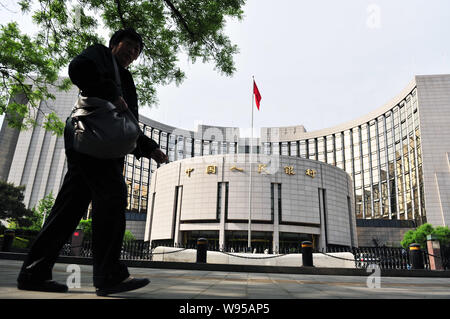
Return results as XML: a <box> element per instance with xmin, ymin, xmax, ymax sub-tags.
<box><xmin>1</xmin><ymin>259</ymin><xmax>449</xmax><ymax>299</ymax></box>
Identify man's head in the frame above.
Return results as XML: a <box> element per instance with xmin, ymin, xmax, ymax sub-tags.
<box><xmin>109</xmin><ymin>28</ymin><xmax>143</xmax><ymax>68</ymax></box>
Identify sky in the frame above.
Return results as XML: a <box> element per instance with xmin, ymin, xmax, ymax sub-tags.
<box><xmin>2</xmin><ymin>0</ymin><xmax>450</xmax><ymax>137</ymax></box>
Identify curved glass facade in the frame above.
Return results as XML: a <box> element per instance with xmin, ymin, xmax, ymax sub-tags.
<box><xmin>129</xmin><ymin>86</ymin><xmax>425</xmax><ymax>224</ymax></box>
<box><xmin>260</xmin><ymin>88</ymin><xmax>424</xmax><ymax>222</ymax></box>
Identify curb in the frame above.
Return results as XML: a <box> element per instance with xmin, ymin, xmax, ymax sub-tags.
<box><xmin>2</xmin><ymin>252</ymin><xmax>450</xmax><ymax>278</ymax></box>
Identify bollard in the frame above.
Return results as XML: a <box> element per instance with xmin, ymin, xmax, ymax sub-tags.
<box><xmin>1</xmin><ymin>229</ymin><xmax>15</xmax><ymax>252</ymax></box>
<box><xmin>71</xmin><ymin>229</ymin><xmax>84</xmax><ymax>256</ymax></box>
<box><xmin>409</xmin><ymin>243</ymin><xmax>424</xmax><ymax>269</ymax></box>
<box><xmin>427</xmin><ymin>235</ymin><xmax>443</xmax><ymax>271</ymax></box>
<box><xmin>196</xmin><ymin>238</ymin><xmax>208</xmax><ymax>263</ymax></box>
<box><xmin>301</xmin><ymin>241</ymin><xmax>313</xmax><ymax>267</ymax></box>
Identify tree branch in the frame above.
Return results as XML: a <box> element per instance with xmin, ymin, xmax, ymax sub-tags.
<box><xmin>115</xmin><ymin>0</ymin><xmax>127</xmax><ymax>28</ymax></box>
<box><xmin>163</xmin><ymin>0</ymin><xmax>195</xmax><ymax>40</ymax></box>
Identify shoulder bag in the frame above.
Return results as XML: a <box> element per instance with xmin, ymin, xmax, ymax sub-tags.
<box><xmin>65</xmin><ymin>53</ymin><xmax>142</xmax><ymax>159</ymax></box>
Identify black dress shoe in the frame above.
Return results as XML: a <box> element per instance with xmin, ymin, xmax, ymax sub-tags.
<box><xmin>96</xmin><ymin>277</ymin><xmax>150</xmax><ymax>296</ymax></box>
<box><xmin>18</xmin><ymin>280</ymin><xmax>69</xmax><ymax>293</ymax></box>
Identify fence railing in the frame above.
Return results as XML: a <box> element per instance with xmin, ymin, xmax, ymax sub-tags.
<box><xmin>57</xmin><ymin>240</ymin><xmax>449</xmax><ymax>271</ymax></box>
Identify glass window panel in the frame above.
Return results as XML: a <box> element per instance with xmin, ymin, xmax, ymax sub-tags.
<box><xmin>413</xmin><ymin>110</ymin><xmax>419</xmax><ymax>128</ymax></box>
<box><xmin>370</xmin><ymin>137</ymin><xmax>377</xmax><ymax>154</ymax></box>
<box><xmin>385</xmin><ymin>112</ymin><xmax>392</xmax><ymax>129</ymax></box>
<box><xmin>369</xmin><ymin>121</ymin><xmax>376</xmax><ymax>139</ymax></box>
<box><xmin>327</xmin><ymin>152</ymin><xmax>335</xmax><ymax>165</ymax></box>
<box><xmin>229</xmin><ymin>143</ymin><xmax>236</xmax><ymax>154</ymax></box>
<box><xmin>380</xmin><ymin>149</ymin><xmax>386</xmax><ymax>166</ymax></box>
<box><xmin>402</xmin><ymin>121</ymin><xmax>407</xmax><ymax>138</ymax></box>
<box><xmin>394</xmin><ymin>125</ymin><xmax>401</xmax><ymax>143</ymax></box>
<box><xmin>308</xmin><ymin>139</ymin><xmax>316</xmax><ymax>159</ymax></box>
<box><xmin>299</xmin><ymin>140</ymin><xmax>307</xmax><ymax>158</ymax></box>
<box><xmin>264</xmin><ymin>142</ymin><xmax>271</xmax><ymax>155</ymax></box>
<box><xmin>317</xmin><ymin>138</ymin><xmax>324</xmax><ymax>152</ymax></box>
<box><xmin>145</xmin><ymin>126</ymin><xmax>152</xmax><ymax>137</ymax></box>
<box><xmin>378</xmin><ymin>117</ymin><xmax>385</xmax><ymax>134</ymax></box>
<box><xmin>281</xmin><ymin>142</ymin><xmax>288</xmax><ymax>156</ymax></box>
<box><xmin>362</xmin><ymin>140</ymin><xmax>369</xmax><ymax>156</ymax></box>
<box><xmin>363</xmin><ymin>155</ymin><xmax>370</xmax><ymax>172</ymax></box>
<box><xmin>352</xmin><ymin>129</ymin><xmax>360</xmax><ymax>157</ymax></box>
<box><xmin>393</xmin><ymin>107</ymin><xmax>399</xmax><ymax>124</ymax></box>
<box><xmin>345</xmin><ymin>160</ymin><xmax>353</xmax><ymax>175</ymax></box>
<box><xmin>364</xmin><ymin>186</ymin><xmax>372</xmax><ymax>217</ymax></box>
<box><xmin>371</xmin><ymin>152</ymin><xmax>378</xmax><ymax>168</ymax></box>
<box><xmin>318</xmin><ymin>153</ymin><xmax>325</xmax><ymax>162</ymax></box>
<box><xmin>361</xmin><ymin>124</ymin><xmax>368</xmax><ymax>142</ymax></box>
<box><xmin>354</xmin><ymin>173</ymin><xmax>362</xmax><ymax>188</ymax></box>
<box><xmin>335</xmin><ymin>133</ymin><xmax>342</xmax><ymax>150</ymax></box>
<box><xmin>152</xmin><ymin>129</ymin><xmax>160</xmax><ymax>144</ymax></box>
<box><xmin>354</xmin><ymin>158</ymin><xmax>361</xmax><ymax>173</ymax></box>
<box><xmin>272</xmin><ymin>143</ymin><xmax>280</xmax><ymax>155</ymax></box>
<box><xmin>379</xmin><ymin>132</ymin><xmax>385</xmax><ymax>150</ymax></box>
<box><xmin>317</xmin><ymin>138</ymin><xmax>325</xmax><ymax>162</ymax></box>
<box><xmin>290</xmin><ymin>142</ymin><xmax>298</xmax><ymax>156</ymax></box>
<box><xmin>326</xmin><ymin>135</ymin><xmax>334</xmax><ymax>151</ymax></box>
<box><xmin>374</xmin><ymin>200</ymin><xmax>381</xmax><ymax>218</ymax></box>
<box><xmin>372</xmin><ymin>168</ymin><xmax>380</xmax><ymax>184</ymax></box>
<box><xmin>194</xmin><ymin>139</ymin><xmax>202</xmax><ymax>156</ymax></box>
<box><xmin>211</xmin><ymin>141</ymin><xmax>219</xmax><ymax>155</ymax></box>
<box><xmin>336</xmin><ymin>149</ymin><xmax>343</xmax><ymax>163</ymax></box>
<box><xmin>203</xmin><ymin>141</ymin><xmax>210</xmax><ymax>155</ymax></box>
<box><xmin>344</xmin><ymin>130</ymin><xmax>351</xmax><ymax>149</ymax></box>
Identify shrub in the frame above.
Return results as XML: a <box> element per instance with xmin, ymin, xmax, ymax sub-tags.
<box><xmin>77</xmin><ymin>219</ymin><xmax>92</xmax><ymax>241</ymax></box>
<box><xmin>13</xmin><ymin>236</ymin><xmax>29</xmax><ymax>249</ymax></box>
<box><xmin>401</xmin><ymin>223</ymin><xmax>450</xmax><ymax>249</ymax></box>
<box><xmin>123</xmin><ymin>230</ymin><xmax>135</xmax><ymax>242</ymax></box>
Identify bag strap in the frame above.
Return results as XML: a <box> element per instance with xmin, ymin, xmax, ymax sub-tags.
<box><xmin>111</xmin><ymin>54</ymin><xmax>123</xmax><ymax>96</ymax></box>
<box><xmin>110</xmin><ymin>53</ymin><xmax>141</xmax><ymax>129</ymax></box>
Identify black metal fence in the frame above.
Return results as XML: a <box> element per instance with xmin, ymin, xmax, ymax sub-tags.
<box><xmin>57</xmin><ymin>240</ymin><xmax>450</xmax><ymax>271</ymax></box>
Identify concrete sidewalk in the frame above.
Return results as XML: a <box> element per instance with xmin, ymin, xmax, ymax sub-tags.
<box><xmin>1</xmin><ymin>259</ymin><xmax>450</xmax><ymax>299</ymax></box>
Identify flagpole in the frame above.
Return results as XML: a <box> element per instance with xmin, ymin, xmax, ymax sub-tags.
<box><xmin>248</xmin><ymin>76</ymin><xmax>254</xmax><ymax>251</ymax></box>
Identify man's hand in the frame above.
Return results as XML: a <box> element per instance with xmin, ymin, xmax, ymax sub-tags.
<box><xmin>150</xmin><ymin>149</ymin><xmax>169</xmax><ymax>164</ymax></box>
<box><xmin>113</xmin><ymin>96</ymin><xmax>128</xmax><ymax>112</ymax></box>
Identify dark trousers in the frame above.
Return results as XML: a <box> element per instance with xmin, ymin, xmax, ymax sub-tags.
<box><xmin>18</xmin><ymin>149</ymin><xmax>129</xmax><ymax>288</ymax></box>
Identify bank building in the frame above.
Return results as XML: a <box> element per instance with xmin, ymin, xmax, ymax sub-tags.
<box><xmin>1</xmin><ymin>74</ymin><xmax>450</xmax><ymax>251</ymax></box>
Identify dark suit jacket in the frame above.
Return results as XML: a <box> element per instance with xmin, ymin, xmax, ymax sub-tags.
<box><xmin>67</xmin><ymin>43</ymin><xmax>159</xmax><ymax>159</ymax></box>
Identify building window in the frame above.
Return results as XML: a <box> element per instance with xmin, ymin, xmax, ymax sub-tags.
<box><xmin>194</xmin><ymin>139</ymin><xmax>202</xmax><ymax>156</ymax></box>
<box><xmin>308</xmin><ymin>139</ymin><xmax>316</xmax><ymax>160</ymax></box>
<box><xmin>263</xmin><ymin>142</ymin><xmax>271</xmax><ymax>155</ymax></box>
<box><xmin>271</xmin><ymin>183</ymin><xmax>281</xmax><ymax>222</ymax></box>
<box><xmin>317</xmin><ymin>137</ymin><xmax>325</xmax><ymax>162</ymax></box>
<box><xmin>326</xmin><ymin>135</ymin><xmax>335</xmax><ymax>165</ymax></box>
<box><xmin>217</xmin><ymin>182</ymin><xmax>229</xmax><ymax>220</ymax></box>
<box><xmin>272</xmin><ymin>142</ymin><xmax>280</xmax><ymax>155</ymax></box>
<box><xmin>290</xmin><ymin>141</ymin><xmax>298</xmax><ymax>157</ymax></box>
<box><xmin>299</xmin><ymin>140</ymin><xmax>307</xmax><ymax>158</ymax></box>
<box><xmin>217</xmin><ymin>182</ymin><xmax>222</xmax><ymax>220</ymax></box>
<box><xmin>281</xmin><ymin>142</ymin><xmax>288</xmax><ymax>156</ymax></box>
<box><xmin>278</xmin><ymin>184</ymin><xmax>282</xmax><ymax>222</ymax></box>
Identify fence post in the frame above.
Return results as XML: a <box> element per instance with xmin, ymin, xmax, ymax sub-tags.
<box><xmin>409</xmin><ymin>243</ymin><xmax>424</xmax><ymax>270</ymax></box>
<box><xmin>301</xmin><ymin>241</ymin><xmax>313</xmax><ymax>267</ymax></box>
<box><xmin>196</xmin><ymin>238</ymin><xmax>208</xmax><ymax>263</ymax></box>
<box><xmin>426</xmin><ymin>235</ymin><xmax>443</xmax><ymax>270</ymax></box>
<box><xmin>70</xmin><ymin>229</ymin><xmax>84</xmax><ymax>256</ymax></box>
<box><xmin>1</xmin><ymin>229</ymin><xmax>15</xmax><ymax>252</ymax></box>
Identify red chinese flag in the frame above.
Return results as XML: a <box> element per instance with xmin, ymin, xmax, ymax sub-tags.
<box><xmin>253</xmin><ymin>80</ymin><xmax>262</xmax><ymax>110</ymax></box>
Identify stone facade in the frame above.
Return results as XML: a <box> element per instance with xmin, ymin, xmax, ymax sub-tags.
<box><xmin>145</xmin><ymin>154</ymin><xmax>357</xmax><ymax>251</ymax></box>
